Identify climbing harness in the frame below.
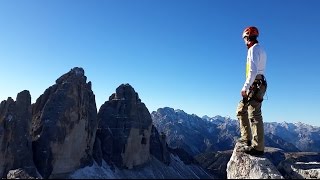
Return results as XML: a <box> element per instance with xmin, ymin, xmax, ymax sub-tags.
<box><xmin>245</xmin><ymin>75</ymin><xmax>267</xmax><ymax>103</ymax></box>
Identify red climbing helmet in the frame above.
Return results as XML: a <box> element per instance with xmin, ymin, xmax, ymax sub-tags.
<box><xmin>242</xmin><ymin>26</ymin><xmax>259</xmax><ymax>38</ymax></box>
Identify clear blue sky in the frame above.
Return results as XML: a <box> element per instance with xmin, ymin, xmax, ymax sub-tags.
<box><xmin>1</xmin><ymin>0</ymin><xmax>320</xmax><ymax>126</ymax></box>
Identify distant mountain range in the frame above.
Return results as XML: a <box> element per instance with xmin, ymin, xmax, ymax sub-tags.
<box><xmin>151</xmin><ymin>107</ymin><xmax>320</xmax><ymax>156</ymax></box>
<box><xmin>1</xmin><ymin>67</ymin><xmax>319</xmax><ymax>179</ymax></box>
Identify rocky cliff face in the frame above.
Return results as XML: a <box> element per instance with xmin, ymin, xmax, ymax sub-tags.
<box><xmin>0</xmin><ymin>68</ymin><xmax>211</xmax><ymax>179</ymax></box>
<box><xmin>31</xmin><ymin>67</ymin><xmax>98</xmax><ymax>178</ymax></box>
<box><xmin>150</xmin><ymin>125</ymin><xmax>171</xmax><ymax>165</ymax></box>
<box><xmin>151</xmin><ymin>107</ymin><xmax>221</xmax><ymax>156</ymax></box>
<box><xmin>94</xmin><ymin>84</ymin><xmax>153</xmax><ymax>169</ymax></box>
<box><xmin>196</xmin><ymin>146</ymin><xmax>287</xmax><ymax>179</ymax></box>
<box><xmin>226</xmin><ymin>142</ymin><xmax>284</xmax><ymax>179</ymax></box>
<box><xmin>278</xmin><ymin>152</ymin><xmax>320</xmax><ymax>179</ymax></box>
<box><xmin>195</xmin><ymin>150</ymin><xmax>233</xmax><ymax>179</ymax></box>
<box><xmin>0</xmin><ymin>90</ymin><xmax>39</xmax><ymax>178</ymax></box>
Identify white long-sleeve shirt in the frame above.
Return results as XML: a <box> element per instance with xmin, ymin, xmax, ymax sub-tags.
<box><xmin>242</xmin><ymin>43</ymin><xmax>267</xmax><ymax>92</ymax></box>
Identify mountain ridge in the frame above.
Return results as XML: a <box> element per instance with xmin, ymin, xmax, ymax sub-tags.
<box><xmin>151</xmin><ymin>107</ymin><xmax>320</xmax><ymax>154</ymax></box>
<box><xmin>1</xmin><ymin>67</ymin><xmax>319</xmax><ymax>179</ymax></box>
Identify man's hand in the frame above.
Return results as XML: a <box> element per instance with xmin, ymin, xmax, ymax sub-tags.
<box><xmin>241</xmin><ymin>90</ymin><xmax>248</xmax><ymax>98</ymax></box>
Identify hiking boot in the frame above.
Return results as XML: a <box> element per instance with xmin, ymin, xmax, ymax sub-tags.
<box><xmin>242</xmin><ymin>146</ymin><xmax>264</xmax><ymax>156</ymax></box>
<box><xmin>237</xmin><ymin>138</ymin><xmax>251</xmax><ymax>146</ymax></box>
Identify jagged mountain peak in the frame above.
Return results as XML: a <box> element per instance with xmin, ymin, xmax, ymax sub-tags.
<box><xmin>294</xmin><ymin>121</ymin><xmax>318</xmax><ymax>129</ymax></box>
<box><xmin>155</xmin><ymin>107</ymin><xmax>202</xmax><ymax>118</ymax></box>
<box><xmin>153</xmin><ymin>107</ymin><xmax>175</xmax><ymax>114</ymax></box>
<box><xmin>70</xmin><ymin>67</ymin><xmax>85</xmax><ymax>75</ymax></box>
<box><xmin>174</xmin><ymin>109</ymin><xmax>186</xmax><ymax>114</ymax></box>
<box><xmin>55</xmin><ymin>67</ymin><xmax>88</xmax><ymax>85</ymax></box>
<box><xmin>152</xmin><ymin>107</ymin><xmax>204</xmax><ymax>125</ymax></box>
<box><xmin>113</xmin><ymin>83</ymin><xmax>141</xmax><ymax>102</ymax></box>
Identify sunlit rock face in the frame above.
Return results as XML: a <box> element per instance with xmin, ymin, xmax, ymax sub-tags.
<box><xmin>96</xmin><ymin>83</ymin><xmax>152</xmax><ymax>169</ymax></box>
<box><xmin>31</xmin><ymin>67</ymin><xmax>98</xmax><ymax>178</ymax></box>
<box><xmin>226</xmin><ymin>142</ymin><xmax>284</xmax><ymax>179</ymax></box>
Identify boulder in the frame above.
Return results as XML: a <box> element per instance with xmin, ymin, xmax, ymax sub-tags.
<box><xmin>6</xmin><ymin>168</ymin><xmax>40</xmax><ymax>179</ymax></box>
<box><xmin>226</xmin><ymin>142</ymin><xmax>284</xmax><ymax>179</ymax></box>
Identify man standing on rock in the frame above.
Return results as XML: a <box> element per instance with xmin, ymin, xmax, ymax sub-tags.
<box><xmin>236</xmin><ymin>26</ymin><xmax>267</xmax><ymax>156</ymax></box>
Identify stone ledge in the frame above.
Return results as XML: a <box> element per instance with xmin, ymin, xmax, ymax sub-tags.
<box><xmin>226</xmin><ymin>142</ymin><xmax>284</xmax><ymax>179</ymax></box>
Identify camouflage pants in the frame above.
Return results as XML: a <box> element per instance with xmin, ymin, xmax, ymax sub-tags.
<box><xmin>236</xmin><ymin>77</ymin><xmax>267</xmax><ymax>151</ymax></box>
